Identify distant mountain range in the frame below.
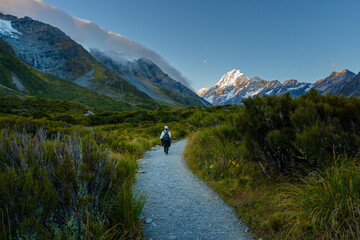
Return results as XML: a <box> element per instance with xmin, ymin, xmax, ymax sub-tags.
<box><xmin>0</xmin><ymin>13</ymin><xmax>210</xmax><ymax>110</ymax></box>
<box><xmin>198</xmin><ymin>69</ymin><xmax>359</xmax><ymax>105</ymax></box>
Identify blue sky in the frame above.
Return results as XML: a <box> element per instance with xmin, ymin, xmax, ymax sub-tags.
<box><xmin>40</xmin><ymin>0</ymin><xmax>360</xmax><ymax>90</ymax></box>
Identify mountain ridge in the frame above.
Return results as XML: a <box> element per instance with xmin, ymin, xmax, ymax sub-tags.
<box><xmin>90</xmin><ymin>49</ymin><xmax>211</xmax><ymax>107</ymax></box>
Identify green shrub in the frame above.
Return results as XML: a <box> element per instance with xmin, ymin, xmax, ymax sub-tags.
<box><xmin>237</xmin><ymin>90</ymin><xmax>360</xmax><ymax>173</ymax></box>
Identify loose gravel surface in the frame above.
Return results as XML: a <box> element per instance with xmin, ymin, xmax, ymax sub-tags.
<box><xmin>134</xmin><ymin>140</ymin><xmax>253</xmax><ymax>240</ymax></box>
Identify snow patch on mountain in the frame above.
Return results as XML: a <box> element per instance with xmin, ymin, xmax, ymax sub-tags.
<box><xmin>0</xmin><ymin>19</ymin><xmax>21</xmax><ymax>38</ymax></box>
<box><xmin>287</xmin><ymin>85</ymin><xmax>305</xmax><ymax>91</ymax></box>
<box><xmin>265</xmin><ymin>89</ymin><xmax>273</xmax><ymax>95</ymax></box>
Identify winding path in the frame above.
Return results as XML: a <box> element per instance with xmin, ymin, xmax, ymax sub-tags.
<box><xmin>134</xmin><ymin>140</ymin><xmax>252</xmax><ymax>240</ymax></box>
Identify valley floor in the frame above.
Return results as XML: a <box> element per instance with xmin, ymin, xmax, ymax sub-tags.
<box><xmin>133</xmin><ymin>140</ymin><xmax>252</xmax><ymax>240</ymax></box>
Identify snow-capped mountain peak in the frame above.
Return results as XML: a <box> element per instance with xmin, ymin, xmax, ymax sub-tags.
<box><xmin>215</xmin><ymin>69</ymin><xmax>248</xmax><ymax>87</ymax></box>
<box><xmin>0</xmin><ymin>19</ymin><xmax>22</xmax><ymax>39</ymax></box>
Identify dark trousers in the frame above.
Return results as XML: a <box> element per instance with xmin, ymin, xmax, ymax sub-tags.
<box><xmin>162</xmin><ymin>140</ymin><xmax>170</xmax><ymax>154</ymax></box>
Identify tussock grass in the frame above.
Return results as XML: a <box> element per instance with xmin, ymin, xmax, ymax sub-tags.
<box><xmin>102</xmin><ymin>179</ymin><xmax>144</xmax><ymax>240</ymax></box>
<box><xmin>278</xmin><ymin>157</ymin><xmax>360</xmax><ymax>240</ymax></box>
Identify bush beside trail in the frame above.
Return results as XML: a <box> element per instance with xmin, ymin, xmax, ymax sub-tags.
<box><xmin>237</xmin><ymin>89</ymin><xmax>360</xmax><ymax>173</ymax></box>
<box><xmin>0</xmin><ymin>128</ymin><xmax>143</xmax><ymax>239</ymax></box>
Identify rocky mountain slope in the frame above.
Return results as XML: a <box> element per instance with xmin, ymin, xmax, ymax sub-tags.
<box><xmin>199</xmin><ymin>69</ymin><xmax>355</xmax><ymax>105</ymax></box>
<box><xmin>91</xmin><ymin>49</ymin><xmax>211</xmax><ymax>107</ymax></box>
<box><xmin>0</xmin><ymin>13</ymin><xmax>175</xmax><ymax>109</ymax></box>
<box><xmin>0</xmin><ymin>38</ymin><xmax>149</xmax><ymax>111</ymax></box>
<box><xmin>314</xmin><ymin>69</ymin><xmax>356</xmax><ymax>94</ymax></box>
<box><xmin>336</xmin><ymin>72</ymin><xmax>360</xmax><ymax>97</ymax></box>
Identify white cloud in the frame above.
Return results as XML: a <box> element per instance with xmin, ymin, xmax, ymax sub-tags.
<box><xmin>0</xmin><ymin>0</ymin><xmax>191</xmax><ymax>88</ymax></box>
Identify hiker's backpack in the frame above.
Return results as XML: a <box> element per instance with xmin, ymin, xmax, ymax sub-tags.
<box><xmin>163</xmin><ymin>131</ymin><xmax>170</xmax><ymax>141</ymax></box>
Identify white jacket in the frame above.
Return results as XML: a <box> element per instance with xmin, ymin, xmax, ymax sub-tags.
<box><xmin>160</xmin><ymin>130</ymin><xmax>171</xmax><ymax>140</ymax></box>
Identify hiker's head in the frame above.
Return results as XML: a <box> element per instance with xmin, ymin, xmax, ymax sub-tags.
<box><xmin>164</xmin><ymin>126</ymin><xmax>168</xmax><ymax>130</ymax></box>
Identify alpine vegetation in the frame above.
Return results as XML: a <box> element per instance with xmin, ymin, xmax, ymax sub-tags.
<box><xmin>0</xmin><ymin>95</ymin><xmax>239</xmax><ymax>239</ymax></box>
<box><xmin>185</xmin><ymin>89</ymin><xmax>360</xmax><ymax>239</ymax></box>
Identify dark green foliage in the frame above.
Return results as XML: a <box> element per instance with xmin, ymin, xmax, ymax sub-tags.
<box><xmin>237</xmin><ymin>89</ymin><xmax>360</xmax><ymax>173</ymax></box>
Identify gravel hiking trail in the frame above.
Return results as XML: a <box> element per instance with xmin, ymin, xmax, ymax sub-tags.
<box><xmin>133</xmin><ymin>140</ymin><xmax>253</xmax><ymax>240</ymax></box>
